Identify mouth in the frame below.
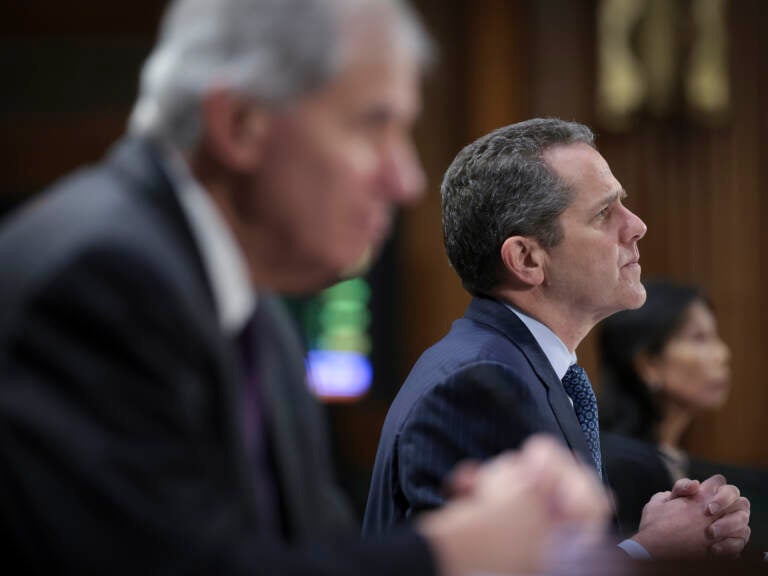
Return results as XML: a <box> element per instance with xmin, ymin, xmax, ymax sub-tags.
<box><xmin>713</xmin><ymin>371</ymin><xmax>731</xmax><ymax>388</ymax></box>
<box><xmin>621</xmin><ymin>251</ymin><xmax>641</xmax><ymax>268</ymax></box>
<box><xmin>370</xmin><ymin>210</ymin><xmax>394</xmax><ymax>244</ymax></box>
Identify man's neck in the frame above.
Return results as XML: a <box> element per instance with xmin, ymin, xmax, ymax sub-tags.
<box><xmin>162</xmin><ymin>146</ymin><xmax>256</xmax><ymax>335</ymax></box>
<box><xmin>491</xmin><ymin>287</ymin><xmax>595</xmax><ymax>354</ymax></box>
<box><xmin>188</xmin><ymin>152</ymin><xmax>336</xmax><ymax>295</ymax></box>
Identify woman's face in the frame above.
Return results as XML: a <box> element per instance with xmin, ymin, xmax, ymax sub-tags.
<box><xmin>653</xmin><ymin>299</ymin><xmax>732</xmax><ymax>411</ymax></box>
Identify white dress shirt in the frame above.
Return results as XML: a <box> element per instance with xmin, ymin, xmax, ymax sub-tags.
<box><xmin>161</xmin><ymin>147</ymin><xmax>255</xmax><ymax>337</ymax></box>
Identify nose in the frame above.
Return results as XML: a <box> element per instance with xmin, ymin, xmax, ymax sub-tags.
<box><xmin>622</xmin><ymin>205</ymin><xmax>647</xmax><ymax>244</ymax></box>
<box><xmin>717</xmin><ymin>338</ymin><xmax>731</xmax><ymax>365</ymax></box>
<box><xmin>381</xmin><ymin>137</ymin><xmax>426</xmax><ymax>206</ymax></box>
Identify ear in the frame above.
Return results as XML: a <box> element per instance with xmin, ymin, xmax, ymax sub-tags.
<box><xmin>199</xmin><ymin>88</ymin><xmax>271</xmax><ymax>172</ymax></box>
<box><xmin>634</xmin><ymin>351</ymin><xmax>663</xmax><ymax>391</ymax></box>
<box><xmin>499</xmin><ymin>235</ymin><xmax>546</xmax><ymax>287</ymax></box>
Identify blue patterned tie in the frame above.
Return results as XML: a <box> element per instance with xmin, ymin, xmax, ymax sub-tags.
<box><xmin>561</xmin><ymin>364</ymin><xmax>602</xmax><ymax>479</ymax></box>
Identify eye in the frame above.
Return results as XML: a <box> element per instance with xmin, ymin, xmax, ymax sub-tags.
<box><xmin>597</xmin><ymin>205</ymin><xmax>611</xmax><ymax>220</ymax></box>
<box><xmin>358</xmin><ymin>107</ymin><xmax>393</xmax><ymax>131</ymax></box>
<box><xmin>691</xmin><ymin>330</ymin><xmax>715</xmax><ymax>343</ymax></box>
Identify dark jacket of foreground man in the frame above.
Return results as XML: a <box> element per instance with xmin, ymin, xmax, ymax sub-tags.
<box><xmin>0</xmin><ymin>138</ymin><xmax>433</xmax><ymax>575</ymax></box>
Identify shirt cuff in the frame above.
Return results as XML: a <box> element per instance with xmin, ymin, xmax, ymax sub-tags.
<box><xmin>617</xmin><ymin>539</ymin><xmax>652</xmax><ymax>559</ymax></box>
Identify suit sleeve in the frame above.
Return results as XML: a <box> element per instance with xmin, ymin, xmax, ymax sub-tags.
<box><xmin>395</xmin><ymin>362</ymin><xmax>547</xmax><ymax>518</ymax></box>
<box><xmin>0</xmin><ymin>245</ymin><xmax>435</xmax><ymax>576</ymax></box>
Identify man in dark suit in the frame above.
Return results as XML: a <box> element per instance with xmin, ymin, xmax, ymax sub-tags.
<box><xmin>363</xmin><ymin>119</ymin><xmax>752</xmax><ymax>558</ymax></box>
<box><xmin>0</xmin><ymin>2</ymin><xmax>617</xmax><ymax>575</ymax></box>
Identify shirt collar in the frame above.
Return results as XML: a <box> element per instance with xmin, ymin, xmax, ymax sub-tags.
<box><xmin>502</xmin><ymin>302</ymin><xmax>576</xmax><ymax>380</ymax></box>
<box><xmin>161</xmin><ymin>147</ymin><xmax>256</xmax><ymax>336</ymax></box>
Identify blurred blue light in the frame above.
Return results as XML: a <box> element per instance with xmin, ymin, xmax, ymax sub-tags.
<box><xmin>306</xmin><ymin>350</ymin><xmax>372</xmax><ymax>400</ymax></box>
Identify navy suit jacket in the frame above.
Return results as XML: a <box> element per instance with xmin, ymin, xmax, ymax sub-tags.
<box><xmin>363</xmin><ymin>296</ymin><xmax>597</xmax><ymax>535</ymax></box>
<box><xmin>0</xmin><ymin>138</ymin><xmax>434</xmax><ymax>575</ymax></box>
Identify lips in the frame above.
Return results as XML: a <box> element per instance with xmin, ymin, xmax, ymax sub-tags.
<box><xmin>368</xmin><ymin>209</ymin><xmax>393</xmax><ymax>244</ymax></box>
<box><xmin>621</xmin><ymin>250</ymin><xmax>641</xmax><ymax>267</ymax></box>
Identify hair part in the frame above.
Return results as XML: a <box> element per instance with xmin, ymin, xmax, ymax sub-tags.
<box><xmin>441</xmin><ymin>117</ymin><xmax>595</xmax><ymax>296</ymax></box>
<box><xmin>128</xmin><ymin>0</ymin><xmax>434</xmax><ymax>151</ymax></box>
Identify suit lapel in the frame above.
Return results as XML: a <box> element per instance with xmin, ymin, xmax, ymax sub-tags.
<box><xmin>106</xmin><ymin>137</ymin><xmax>260</xmax><ymax>519</ymax></box>
<box><xmin>465</xmin><ymin>297</ymin><xmax>593</xmax><ymax>466</ymax></box>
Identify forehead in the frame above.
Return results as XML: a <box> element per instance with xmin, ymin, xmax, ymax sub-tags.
<box><xmin>681</xmin><ymin>299</ymin><xmax>717</xmax><ymax>329</ymax></box>
<box><xmin>301</xmin><ymin>20</ymin><xmax>422</xmax><ymax>118</ymax></box>
<box><xmin>543</xmin><ymin>142</ymin><xmax>618</xmax><ymax>205</ymax></box>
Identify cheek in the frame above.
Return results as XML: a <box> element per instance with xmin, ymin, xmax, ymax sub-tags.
<box><xmin>314</xmin><ymin>146</ymin><xmax>379</xmax><ymax>209</ymax></box>
<box><xmin>661</xmin><ymin>349</ymin><xmax>729</xmax><ymax>408</ymax></box>
<box><xmin>293</xmin><ymin>157</ymin><xmax>367</xmax><ymax>235</ymax></box>
<box><xmin>581</xmin><ymin>241</ymin><xmax>619</xmax><ymax>276</ymax></box>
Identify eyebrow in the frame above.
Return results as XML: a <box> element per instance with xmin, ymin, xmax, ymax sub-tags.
<box><xmin>590</xmin><ymin>188</ymin><xmax>627</xmax><ymax>213</ymax></box>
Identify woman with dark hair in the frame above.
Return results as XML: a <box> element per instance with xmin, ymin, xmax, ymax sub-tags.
<box><xmin>600</xmin><ymin>281</ymin><xmax>731</xmax><ymax>480</ymax></box>
<box><xmin>599</xmin><ymin>280</ymin><xmax>767</xmax><ymax>551</ymax></box>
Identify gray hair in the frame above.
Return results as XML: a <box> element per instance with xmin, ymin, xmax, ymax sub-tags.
<box><xmin>128</xmin><ymin>0</ymin><xmax>432</xmax><ymax>150</ymax></box>
<box><xmin>441</xmin><ymin>118</ymin><xmax>595</xmax><ymax>296</ymax></box>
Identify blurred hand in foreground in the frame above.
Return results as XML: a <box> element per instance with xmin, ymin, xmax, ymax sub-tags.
<box><xmin>419</xmin><ymin>435</ymin><xmax>611</xmax><ymax>576</ymax></box>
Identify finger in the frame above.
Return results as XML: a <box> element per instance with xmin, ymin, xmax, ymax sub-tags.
<box><xmin>706</xmin><ymin>484</ymin><xmax>740</xmax><ymax>516</ymax></box>
<box><xmin>518</xmin><ymin>436</ymin><xmax>610</xmax><ymax>526</ymax></box>
<box><xmin>709</xmin><ymin>534</ymin><xmax>749</xmax><ymax>558</ymax></box>
<box><xmin>552</xmin><ymin>463</ymin><xmax>611</xmax><ymax>525</ymax></box>
<box><xmin>719</xmin><ymin>496</ymin><xmax>750</xmax><ymax>516</ymax></box>
<box><xmin>646</xmin><ymin>490</ymin><xmax>672</xmax><ymax>505</ymax></box>
<box><xmin>475</xmin><ymin>451</ymin><xmax>521</xmax><ymax>477</ymax></box>
<box><xmin>707</xmin><ymin>510</ymin><xmax>751</xmax><ymax>540</ymax></box>
<box><xmin>698</xmin><ymin>474</ymin><xmax>727</xmax><ymax>499</ymax></box>
<box><xmin>519</xmin><ymin>436</ymin><xmax>576</xmax><ymax>493</ymax></box>
<box><xmin>669</xmin><ymin>477</ymin><xmax>700</xmax><ymax>498</ymax></box>
<box><xmin>522</xmin><ymin>434</ymin><xmax>565</xmax><ymax>453</ymax></box>
<box><xmin>471</xmin><ymin>451</ymin><xmax>524</xmax><ymax>492</ymax></box>
<box><xmin>444</xmin><ymin>460</ymin><xmax>482</xmax><ymax>499</ymax></box>
<box><xmin>520</xmin><ymin>435</ymin><xmax>573</xmax><ymax>472</ymax></box>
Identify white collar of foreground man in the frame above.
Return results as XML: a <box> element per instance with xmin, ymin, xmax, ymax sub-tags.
<box><xmin>161</xmin><ymin>143</ymin><xmax>256</xmax><ymax>337</ymax></box>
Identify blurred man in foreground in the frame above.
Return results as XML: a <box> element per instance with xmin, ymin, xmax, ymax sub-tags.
<box><xmin>0</xmin><ymin>1</ymin><xmax>613</xmax><ymax>574</ymax></box>
<box><xmin>364</xmin><ymin>119</ymin><xmax>751</xmax><ymax>560</ymax></box>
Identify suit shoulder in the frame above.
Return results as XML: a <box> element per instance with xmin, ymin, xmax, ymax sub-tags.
<box><xmin>406</xmin><ymin>316</ymin><xmax>530</xmax><ymax>383</ymax></box>
<box><xmin>387</xmin><ymin>352</ymin><xmax>537</xmax><ymax>439</ymax></box>
<box><xmin>0</xmin><ymin>163</ymin><xmax>196</xmax><ymax>310</ymax></box>
<box><xmin>2</xmin><ymin>162</ymin><xmax>159</xmax><ymax>251</ymax></box>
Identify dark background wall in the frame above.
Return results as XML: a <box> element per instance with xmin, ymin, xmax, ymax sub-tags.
<box><xmin>3</xmin><ymin>0</ymin><xmax>766</xmax><ymax>518</ymax></box>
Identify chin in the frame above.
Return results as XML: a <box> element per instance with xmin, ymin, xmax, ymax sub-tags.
<box><xmin>624</xmin><ymin>282</ymin><xmax>647</xmax><ymax>309</ymax></box>
<box><xmin>710</xmin><ymin>387</ymin><xmax>731</xmax><ymax>408</ymax></box>
<box><xmin>290</xmin><ymin>246</ymin><xmax>377</xmax><ymax>295</ymax></box>
<box><xmin>339</xmin><ymin>245</ymin><xmax>375</xmax><ymax>279</ymax></box>
<box><xmin>275</xmin><ymin>259</ymin><xmax>345</xmax><ymax>295</ymax></box>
